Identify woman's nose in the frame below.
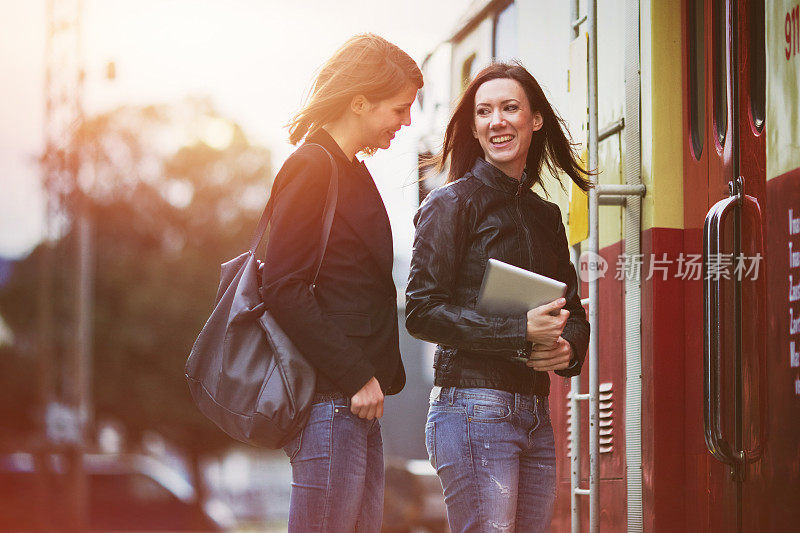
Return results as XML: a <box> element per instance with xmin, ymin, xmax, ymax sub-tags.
<box><xmin>489</xmin><ymin>110</ymin><xmax>505</xmax><ymax>128</ymax></box>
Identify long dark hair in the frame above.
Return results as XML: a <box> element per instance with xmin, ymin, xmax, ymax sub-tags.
<box><xmin>287</xmin><ymin>33</ymin><xmax>423</xmax><ymax>154</ymax></box>
<box><xmin>429</xmin><ymin>61</ymin><xmax>593</xmax><ymax>192</ymax></box>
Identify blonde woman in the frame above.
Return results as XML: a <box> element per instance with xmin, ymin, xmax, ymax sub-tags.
<box><xmin>260</xmin><ymin>34</ymin><xmax>422</xmax><ymax>532</ymax></box>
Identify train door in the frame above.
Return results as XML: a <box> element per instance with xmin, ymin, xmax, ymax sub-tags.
<box><xmin>684</xmin><ymin>0</ymin><xmax>800</xmax><ymax>531</ymax></box>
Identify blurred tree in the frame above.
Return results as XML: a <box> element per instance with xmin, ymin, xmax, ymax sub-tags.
<box><xmin>0</xmin><ymin>97</ymin><xmax>273</xmax><ymax>500</ymax></box>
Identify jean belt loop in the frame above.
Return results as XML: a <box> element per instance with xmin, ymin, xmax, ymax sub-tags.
<box><xmin>448</xmin><ymin>386</ymin><xmax>456</xmax><ymax>406</ymax></box>
<box><xmin>431</xmin><ymin>385</ymin><xmax>442</xmax><ymax>402</ymax></box>
<box><xmin>514</xmin><ymin>393</ymin><xmax>519</xmax><ymax>413</ymax></box>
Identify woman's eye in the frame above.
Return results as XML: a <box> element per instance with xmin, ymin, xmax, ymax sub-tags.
<box><xmin>476</xmin><ymin>108</ymin><xmax>489</xmax><ymax>116</ymax></box>
<box><xmin>505</xmin><ymin>104</ymin><xmax>519</xmax><ymax>111</ymax></box>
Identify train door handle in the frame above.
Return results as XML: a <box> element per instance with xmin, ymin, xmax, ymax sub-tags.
<box><xmin>702</xmin><ymin>177</ymin><xmax>768</xmax><ymax>469</ymax></box>
<box><xmin>703</xmin><ymin>194</ymin><xmax>740</xmax><ymax>466</ymax></box>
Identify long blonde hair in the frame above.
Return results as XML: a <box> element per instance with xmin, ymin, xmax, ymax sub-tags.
<box><xmin>287</xmin><ymin>33</ymin><xmax>423</xmax><ymax>151</ymax></box>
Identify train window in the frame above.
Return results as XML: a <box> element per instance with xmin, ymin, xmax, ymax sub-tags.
<box><xmin>689</xmin><ymin>0</ymin><xmax>705</xmax><ymax>159</ymax></box>
<box><xmin>493</xmin><ymin>2</ymin><xmax>517</xmax><ymax>61</ymax></box>
<box><xmin>713</xmin><ymin>0</ymin><xmax>728</xmax><ymax>145</ymax></box>
<box><xmin>461</xmin><ymin>53</ymin><xmax>479</xmax><ymax>91</ymax></box>
<box><xmin>749</xmin><ymin>0</ymin><xmax>765</xmax><ymax>131</ymax></box>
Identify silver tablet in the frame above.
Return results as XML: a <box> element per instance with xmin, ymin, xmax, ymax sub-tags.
<box><xmin>476</xmin><ymin>258</ymin><xmax>567</xmax><ymax>316</ymax></box>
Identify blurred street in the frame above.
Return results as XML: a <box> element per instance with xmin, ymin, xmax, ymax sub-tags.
<box><xmin>0</xmin><ymin>0</ymin><xmax>468</xmax><ymax>530</ymax></box>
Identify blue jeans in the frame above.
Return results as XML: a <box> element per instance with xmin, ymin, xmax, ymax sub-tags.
<box><xmin>282</xmin><ymin>398</ymin><xmax>384</xmax><ymax>532</ymax></box>
<box><xmin>425</xmin><ymin>387</ymin><xmax>557</xmax><ymax>533</ymax></box>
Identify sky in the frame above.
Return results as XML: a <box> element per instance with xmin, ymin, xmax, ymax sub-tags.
<box><xmin>0</xmin><ymin>0</ymin><xmax>473</xmax><ymax>259</ymax></box>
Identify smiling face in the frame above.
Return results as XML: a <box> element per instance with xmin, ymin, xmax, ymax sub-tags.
<box><xmin>357</xmin><ymin>83</ymin><xmax>418</xmax><ymax>151</ymax></box>
<box><xmin>472</xmin><ymin>77</ymin><xmax>543</xmax><ymax>179</ymax></box>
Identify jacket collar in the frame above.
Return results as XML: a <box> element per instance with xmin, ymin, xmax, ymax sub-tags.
<box><xmin>470</xmin><ymin>157</ymin><xmax>533</xmax><ymax>195</ymax></box>
<box><xmin>305</xmin><ymin>128</ymin><xmax>363</xmax><ymax>168</ymax></box>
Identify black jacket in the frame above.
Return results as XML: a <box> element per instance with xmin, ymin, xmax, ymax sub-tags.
<box><xmin>260</xmin><ymin>129</ymin><xmax>405</xmax><ymax>397</ymax></box>
<box><xmin>405</xmin><ymin>158</ymin><xmax>589</xmax><ymax>397</ymax></box>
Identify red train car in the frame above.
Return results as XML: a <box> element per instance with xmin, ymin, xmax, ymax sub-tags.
<box><xmin>409</xmin><ymin>1</ymin><xmax>800</xmax><ymax>531</ymax></box>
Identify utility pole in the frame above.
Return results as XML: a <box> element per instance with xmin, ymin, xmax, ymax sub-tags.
<box><xmin>42</xmin><ymin>1</ymin><xmax>89</xmax><ymax>531</ymax></box>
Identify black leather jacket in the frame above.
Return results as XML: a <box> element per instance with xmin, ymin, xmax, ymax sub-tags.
<box><xmin>405</xmin><ymin>158</ymin><xmax>590</xmax><ymax>397</ymax></box>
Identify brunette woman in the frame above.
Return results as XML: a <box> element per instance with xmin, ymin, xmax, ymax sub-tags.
<box><xmin>406</xmin><ymin>61</ymin><xmax>592</xmax><ymax>532</ymax></box>
<box><xmin>261</xmin><ymin>34</ymin><xmax>422</xmax><ymax>532</ymax></box>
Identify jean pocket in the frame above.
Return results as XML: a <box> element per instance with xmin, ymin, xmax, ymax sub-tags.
<box><xmin>425</xmin><ymin>421</ymin><xmax>437</xmax><ymax>469</ymax></box>
<box><xmin>470</xmin><ymin>402</ymin><xmax>512</xmax><ymax>422</ymax></box>
<box><xmin>282</xmin><ymin>428</ymin><xmax>303</xmax><ymax>462</ymax></box>
<box><xmin>539</xmin><ymin>397</ymin><xmax>551</xmax><ymax>421</ymax></box>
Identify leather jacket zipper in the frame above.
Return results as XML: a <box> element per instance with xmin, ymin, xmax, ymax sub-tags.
<box><xmin>515</xmin><ymin>181</ymin><xmax>538</xmax><ymax>393</ymax></box>
<box><xmin>515</xmin><ymin>181</ymin><xmax>534</xmax><ymax>271</ymax></box>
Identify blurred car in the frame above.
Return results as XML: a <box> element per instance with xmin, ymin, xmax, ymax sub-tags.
<box><xmin>383</xmin><ymin>459</ymin><xmax>449</xmax><ymax>533</ymax></box>
<box><xmin>0</xmin><ymin>452</ymin><xmax>235</xmax><ymax>532</ymax></box>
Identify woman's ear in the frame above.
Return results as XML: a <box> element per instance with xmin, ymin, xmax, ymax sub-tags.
<box><xmin>532</xmin><ymin>111</ymin><xmax>544</xmax><ymax>132</ymax></box>
<box><xmin>351</xmin><ymin>95</ymin><xmax>369</xmax><ymax>115</ymax></box>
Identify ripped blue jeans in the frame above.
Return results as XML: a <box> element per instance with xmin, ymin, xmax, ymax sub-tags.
<box><xmin>425</xmin><ymin>387</ymin><xmax>556</xmax><ymax>533</ymax></box>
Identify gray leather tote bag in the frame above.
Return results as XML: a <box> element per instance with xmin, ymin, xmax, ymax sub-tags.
<box><xmin>185</xmin><ymin>144</ymin><xmax>337</xmax><ymax>448</ymax></box>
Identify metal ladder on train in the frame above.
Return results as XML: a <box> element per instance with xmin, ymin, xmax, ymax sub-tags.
<box><xmin>568</xmin><ymin>1</ymin><xmax>646</xmax><ymax>532</ymax></box>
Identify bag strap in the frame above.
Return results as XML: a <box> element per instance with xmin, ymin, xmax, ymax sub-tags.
<box><xmin>248</xmin><ymin>143</ymin><xmax>339</xmax><ymax>285</ymax></box>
